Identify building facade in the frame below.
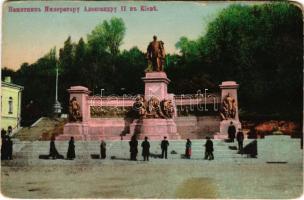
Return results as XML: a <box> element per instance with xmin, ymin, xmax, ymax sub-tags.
<box><xmin>1</xmin><ymin>77</ymin><xmax>24</xmax><ymax>133</ymax></box>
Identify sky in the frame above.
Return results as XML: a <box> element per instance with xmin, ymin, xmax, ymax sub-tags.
<box><xmin>1</xmin><ymin>1</ymin><xmax>259</xmax><ymax>70</ymax></box>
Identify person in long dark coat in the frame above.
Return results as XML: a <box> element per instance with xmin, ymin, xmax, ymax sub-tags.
<box><xmin>7</xmin><ymin>136</ymin><xmax>13</xmax><ymax>160</ymax></box>
<box><xmin>227</xmin><ymin>121</ymin><xmax>236</xmax><ymax>142</ymax></box>
<box><xmin>204</xmin><ymin>137</ymin><xmax>214</xmax><ymax>160</ymax></box>
<box><xmin>1</xmin><ymin>129</ymin><xmax>6</xmax><ymax>139</ymax></box>
<box><xmin>1</xmin><ymin>135</ymin><xmax>9</xmax><ymax>160</ymax></box>
<box><xmin>161</xmin><ymin>136</ymin><xmax>169</xmax><ymax>159</ymax></box>
<box><xmin>66</xmin><ymin>137</ymin><xmax>75</xmax><ymax>160</ymax></box>
<box><xmin>141</xmin><ymin>137</ymin><xmax>150</xmax><ymax>161</ymax></box>
<box><xmin>185</xmin><ymin>138</ymin><xmax>192</xmax><ymax>159</ymax></box>
<box><xmin>100</xmin><ymin>140</ymin><xmax>106</xmax><ymax>159</ymax></box>
<box><xmin>129</xmin><ymin>135</ymin><xmax>138</xmax><ymax>161</ymax></box>
<box><xmin>236</xmin><ymin>128</ymin><xmax>244</xmax><ymax>153</ymax></box>
<box><xmin>49</xmin><ymin>137</ymin><xmax>60</xmax><ymax>159</ymax></box>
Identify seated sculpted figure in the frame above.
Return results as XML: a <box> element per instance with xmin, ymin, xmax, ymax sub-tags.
<box><xmin>161</xmin><ymin>99</ymin><xmax>175</xmax><ymax>118</ymax></box>
<box><xmin>132</xmin><ymin>95</ymin><xmax>147</xmax><ymax>118</ymax></box>
<box><xmin>69</xmin><ymin>97</ymin><xmax>82</xmax><ymax>122</ymax></box>
<box><xmin>147</xmin><ymin>96</ymin><xmax>165</xmax><ymax>118</ymax></box>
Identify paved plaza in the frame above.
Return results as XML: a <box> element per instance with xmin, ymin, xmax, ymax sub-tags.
<box><xmin>1</xmin><ymin>137</ymin><xmax>303</xmax><ymax>198</ymax></box>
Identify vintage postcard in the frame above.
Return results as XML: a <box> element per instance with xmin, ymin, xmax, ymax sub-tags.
<box><xmin>1</xmin><ymin>0</ymin><xmax>303</xmax><ymax>199</ymax></box>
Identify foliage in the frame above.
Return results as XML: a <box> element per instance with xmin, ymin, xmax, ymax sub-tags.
<box><xmin>1</xmin><ymin>3</ymin><xmax>302</xmax><ymax>124</ymax></box>
<box><xmin>174</xmin><ymin>2</ymin><xmax>303</xmax><ymax>119</ymax></box>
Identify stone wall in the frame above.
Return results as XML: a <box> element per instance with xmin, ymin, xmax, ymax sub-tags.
<box><xmin>73</xmin><ymin>116</ymin><xmax>221</xmax><ymax>140</ymax></box>
<box><xmin>175</xmin><ymin>116</ymin><xmax>220</xmax><ymax>139</ymax></box>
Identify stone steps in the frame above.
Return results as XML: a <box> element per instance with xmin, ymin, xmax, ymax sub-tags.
<box><xmin>9</xmin><ymin>140</ymin><xmax>250</xmax><ymax>162</ymax></box>
<box><xmin>3</xmin><ymin>137</ymin><xmax>302</xmax><ymax>166</ymax></box>
<box><xmin>14</xmin><ymin>117</ymin><xmax>66</xmax><ymax>141</ymax></box>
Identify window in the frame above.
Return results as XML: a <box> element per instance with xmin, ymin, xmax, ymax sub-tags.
<box><xmin>8</xmin><ymin>97</ymin><xmax>13</xmax><ymax>114</ymax></box>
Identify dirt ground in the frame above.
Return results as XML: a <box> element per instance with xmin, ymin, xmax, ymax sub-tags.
<box><xmin>1</xmin><ymin>161</ymin><xmax>303</xmax><ymax>199</ymax></box>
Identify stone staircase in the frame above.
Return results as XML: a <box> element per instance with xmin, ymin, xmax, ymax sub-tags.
<box><xmin>2</xmin><ymin>139</ymin><xmax>259</xmax><ymax>166</ymax></box>
<box><xmin>14</xmin><ymin>117</ymin><xmax>66</xmax><ymax>141</ymax></box>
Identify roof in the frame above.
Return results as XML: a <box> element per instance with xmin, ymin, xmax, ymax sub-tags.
<box><xmin>1</xmin><ymin>81</ymin><xmax>24</xmax><ymax>90</ymax></box>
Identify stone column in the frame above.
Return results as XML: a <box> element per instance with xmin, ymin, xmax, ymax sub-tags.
<box><xmin>216</xmin><ymin>81</ymin><xmax>242</xmax><ymax>138</ymax></box>
<box><xmin>67</xmin><ymin>86</ymin><xmax>91</xmax><ymax>122</ymax></box>
<box><xmin>59</xmin><ymin>86</ymin><xmax>91</xmax><ymax>140</ymax></box>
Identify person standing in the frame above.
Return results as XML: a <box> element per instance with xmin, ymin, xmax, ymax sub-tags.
<box><xmin>129</xmin><ymin>135</ymin><xmax>138</xmax><ymax>161</ymax></box>
<box><xmin>66</xmin><ymin>137</ymin><xmax>75</xmax><ymax>160</ymax></box>
<box><xmin>49</xmin><ymin>136</ymin><xmax>60</xmax><ymax>159</ymax></box>
<box><xmin>185</xmin><ymin>138</ymin><xmax>192</xmax><ymax>159</ymax></box>
<box><xmin>1</xmin><ymin>135</ymin><xmax>9</xmax><ymax>160</ymax></box>
<box><xmin>7</xmin><ymin>136</ymin><xmax>13</xmax><ymax>160</ymax></box>
<box><xmin>204</xmin><ymin>137</ymin><xmax>214</xmax><ymax>160</ymax></box>
<box><xmin>161</xmin><ymin>136</ymin><xmax>169</xmax><ymax>159</ymax></box>
<box><xmin>236</xmin><ymin>128</ymin><xmax>244</xmax><ymax>153</ymax></box>
<box><xmin>7</xmin><ymin>126</ymin><xmax>12</xmax><ymax>136</ymax></box>
<box><xmin>141</xmin><ymin>136</ymin><xmax>150</xmax><ymax>161</ymax></box>
<box><xmin>228</xmin><ymin>121</ymin><xmax>236</xmax><ymax>142</ymax></box>
<box><xmin>1</xmin><ymin>129</ymin><xmax>6</xmax><ymax>139</ymax></box>
<box><xmin>100</xmin><ymin>140</ymin><xmax>107</xmax><ymax>159</ymax></box>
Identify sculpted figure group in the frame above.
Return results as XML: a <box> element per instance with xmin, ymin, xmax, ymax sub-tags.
<box><xmin>220</xmin><ymin>93</ymin><xmax>236</xmax><ymax>120</ymax></box>
<box><xmin>69</xmin><ymin>97</ymin><xmax>82</xmax><ymax>122</ymax></box>
<box><xmin>132</xmin><ymin>95</ymin><xmax>174</xmax><ymax>119</ymax></box>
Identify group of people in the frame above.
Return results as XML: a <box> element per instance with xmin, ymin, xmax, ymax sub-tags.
<box><xmin>184</xmin><ymin>137</ymin><xmax>214</xmax><ymax>160</ymax></box>
<box><xmin>2</xmin><ymin>123</ymin><xmax>244</xmax><ymax>161</ymax></box>
<box><xmin>228</xmin><ymin>121</ymin><xmax>245</xmax><ymax>153</ymax></box>
<box><xmin>48</xmin><ymin>136</ymin><xmax>108</xmax><ymax>160</ymax></box>
<box><xmin>1</xmin><ymin>127</ymin><xmax>13</xmax><ymax>160</ymax></box>
<box><xmin>129</xmin><ymin>136</ymin><xmax>170</xmax><ymax>161</ymax></box>
<box><xmin>128</xmin><ymin>136</ymin><xmax>215</xmax><ymax>161</ymax></box>
<box><xmin>48</xmin><ymin>136</ymin><xmax>74</xmax><ymax>159</ymax></box>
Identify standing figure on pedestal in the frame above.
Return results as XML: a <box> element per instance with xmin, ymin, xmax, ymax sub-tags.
<box><xmin>129</xmin><ymin>135</ymin><xmax>138</xmax><ymax>161</ymax></box>
<box><xmin>66</xmin><ymin>137</ymin><xmax>75</xmax><ymax>160</ymax></box>
<box><xmin>146</xmin><ymin>35</ymin><xmax>166</xmax><ymax>72</ymax></box>
<box><xmin>69</xmin><ymin>97</ymin><xmax>82</xmax><ymax>122</ymax></box>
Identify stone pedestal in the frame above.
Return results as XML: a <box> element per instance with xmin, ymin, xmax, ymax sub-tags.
<box><xmin>214</xmin><ymin>120</ymin><xmax>242</xmax><ymax>139</ymax></box>
<box><xmin>132</xmin><ymin>72</ymin><xmax>180</xmax><ymax>140</ymax></box>
<box><xmin>57</xmin><ymin>123</ymin><xmax>89</xmax><ymax>141</ymax></box>
<box><xmin>216</xmin><ymin>81</ymin><xmax>242</xmax><ymax>139</ymax></box>
<box><xmin>58</xmin><ymin>86</ymin><xmax>91</xmax><ymax>140</ymax></box>
<box><xmin>142</xmin><ymin>72</ymin><xmax>170</xmax><ymax>100</ymax></box>
<box><xmin>130</xmin><ymin>119</ymin><xmax>180</xmax><ymax>140</ymax></box>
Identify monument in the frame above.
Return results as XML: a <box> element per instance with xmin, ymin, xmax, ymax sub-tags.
<box><xmin>59</xmin><ymin>36</ymin><xmax>240</xmax><ymax>141</ymax></box>
<box><xmin>129</xmin><ymin>36</ymin><xmax>180</xmax><ymax>140</ymax></box>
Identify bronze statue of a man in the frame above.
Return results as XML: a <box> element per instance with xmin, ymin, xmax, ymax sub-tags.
<box><xmin>146</xmin><ymin>35</ymin><xmax>166</xmax><ymax>72</ymax></box>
